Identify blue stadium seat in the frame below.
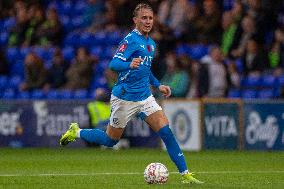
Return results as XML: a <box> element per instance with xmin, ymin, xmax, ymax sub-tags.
<box><xmin>186</xmin><ymin>45</ymin><xmax>209</xmax><ymax>60</ymax></box>
<box><xmin>242</xmin><ymin>89</ymin><xmax>257</xmax><ymax>99</ymax></box>
<box><xmin>106</xmin><ymin>30</ymin><xmax>121</xmax><ymax>45</ymax></box>
<box><xmin>257</xmin><ymin>89</ymin><xmax>274</xmax><ymax>99</ymax></box>
<box><xmin>32</xmin><ymin>47</ymin><xmax>45</xmax><ymax>59</ymax></box>
<box><xmin>17</xmin><ymin>91</ymin><xmax>30</xmax><ymax>99</ymax></box>
<box><xmin>260</xmin><ymin>75</ymin><xmax>276</xmax><ymax>88</ymax></box>
<box><xmin>3</xmin><ymin>17</ymin><xmax>16</xmax><ymax>32</ymax></box>
<box><xmin>74</xmin><ymin>89</ymin><xmax>88</xmax><ymax>99</ymax></box>
<box><xmin>19</xmin><ymin>47</ymin><xmax>31</xmax><ymax>60</ymax></box>
<box><xmin>8</xmin><ymin>75</ymin><xmax>22</xmax><ymax>89</ymax></box>
<box><xmin>2</xmin><ymin>88</ymin><xmax>16</xmax><ymax>99</ymax></box>
<box><xmin>62</xmin><ymin>46</ymin><xmax>75</xmax><ymax>61</ymax></box>
<box><xmin>94</xmin><ymin>31</ymin><xmax>107</xmax><ymax>45</ymax></box>
<box><xmin>74</xmin><ymin>1</ymin><xmax>87</xmax><ymax>15</ymax></box>
<box><xmin>6</xmin><ymin>47</ymin><xmax>19</xmax><ymax>63</ymax></box>
<box><xmin>10</xmin><ymin>61</ymin><xmax>25</xmax><ymax>78</ymax></box>
<box><xmin>31</xmin><ymin>90</ymin><xmax>45</xmax><ymax>99</ymax></box>
<box><xmin>46</xmin><ymin>90</ymin><xmax>59</xmax><ymax>99</ymax></box>
<box><xmin>228</xmin><ymin>88</ymin><xmax>241</xmax><ymax>98</ymax></box>
<box><xmin>60</xmin><ymin>15</ymin><xmax>73</xmax><ymax>31</ymax></box>
<box><xmin>275</xmin><ymin>74</ymin><xmax>284</xmax><ymax>88</ymax></box>
<box><xmin>58</xmin><ymin>89</ymin><xmax>73</xmax><ymax>99</ymax></box>
<box><xmin>79</xmin><ymin>32</ymin><xmax>92</xmax><ymax>48</ymax></box>
<box><xmin>90</xmin><ymin>76</ymin><xmax>108</xmax><ymax>89</ymax></box>
<box><xmin>72</xmin><ymin>16</ymin><xmax>84</xmax><ymax>29</ymax></box>
<box><xmin>0</xmin><ymin>76</ymin><xmax>8</xmax><ymax>89</ymax></box>
<box><xmin>241</xmin><ymin>75</ymin><xmax>261</xmax><ymax>88</ymax></box>
<box><xmin>91</xmin><ymin>46</ymin><xmax>103</xmax><ymax>57</ymax></box>
<box><xmin>0</xmin><ymin>32</ymin><xmax>8</xmax><ymax>46</ymax></box>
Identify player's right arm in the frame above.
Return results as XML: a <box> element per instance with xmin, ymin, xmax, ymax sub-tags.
<box><xmin>109</xmin><ymin>37</ymin><xmax>140</xmax><ymax>71</ymax></box>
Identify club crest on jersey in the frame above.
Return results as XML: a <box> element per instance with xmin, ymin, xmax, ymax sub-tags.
<box><xmin>118</xmin><ymin>43</ymin><xmax>127</xmax><ymax>52</ymax></box>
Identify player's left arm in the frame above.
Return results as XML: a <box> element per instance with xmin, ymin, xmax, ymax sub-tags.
<box><xmin>149</xmin><ymin>72</ymin><xmax>171</xmax><ymax>98</ymax></box>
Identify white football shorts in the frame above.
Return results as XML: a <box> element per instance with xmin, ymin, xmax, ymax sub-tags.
<box><xmin>109</xmin><ymin>95</ymin><xmax>162</xmax><ymax>128</ymax></box>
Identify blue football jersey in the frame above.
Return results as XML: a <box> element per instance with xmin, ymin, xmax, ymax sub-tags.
<box><xmin>109</xmin><ymin>29</ymin><xmax>160</xmax><ymax>101</ymax></box>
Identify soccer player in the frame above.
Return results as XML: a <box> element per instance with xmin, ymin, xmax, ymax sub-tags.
<box><xmin>60</xmin><ymin>3</ymin><xmax>203</xmax><ymax>184</ymax></box>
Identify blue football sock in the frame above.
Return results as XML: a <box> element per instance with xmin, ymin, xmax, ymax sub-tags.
<box><xmin>157</xmin><ymin>125</ymin><xmax>188</xmax><ymax>174</ymax></box>
<box><xmin>80</xmin><ymin>129</ymin><xmax>118</xmax><ymax>147</ymax></box>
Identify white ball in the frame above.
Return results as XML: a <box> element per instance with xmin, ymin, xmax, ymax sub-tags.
<box><xmin>144</xmin><ymin>162</ymin><xmax>169</xmax><ymax>184</ymax></box>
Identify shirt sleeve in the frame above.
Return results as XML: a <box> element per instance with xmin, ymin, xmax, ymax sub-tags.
<box><xmin>109</xmin><ymin>38</ymin><xmax>137</xmax><ymax>72</ymax></box>
<box><xmin>149</xmin><ymin>71</ymin><xmax>161</xmax><ymax>88</ymax></box>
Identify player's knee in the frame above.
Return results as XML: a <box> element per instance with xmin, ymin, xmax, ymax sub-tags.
<box><xmin>157</xmin><ymin>125</ymin><xmax>174</xmax><ymax>139</ymax></box>
<box><xmin>105</xmin><ymin>137</ymin><xmax>119</xmax><ymax>147</ymax></box>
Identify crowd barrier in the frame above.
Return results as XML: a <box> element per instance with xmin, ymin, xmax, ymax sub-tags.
<box><xmin>0</xmin><ymin>99</ymin><xmax>283</xmax><ymax>150</ymax></box>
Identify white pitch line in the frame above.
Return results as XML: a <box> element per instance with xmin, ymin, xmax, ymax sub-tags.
<box><xmin>0</xmin><ymin>171</ymin><xmax>284</xmax><ymax>177</ymax></box>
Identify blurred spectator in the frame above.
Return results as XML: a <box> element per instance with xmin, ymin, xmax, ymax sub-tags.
<box><xmin>35</xmin><ymin>7</ymin><xmax>63</xmax><ymax>46</ymax></box>
<box><xmin>44</xmin><ymin>49</ymin><xmax>69</xmax><ymax>91</ymax></box>
<box><xmin>0</xmin><ymin>48</ymin><xmax>9</xmax><ymax>75</ymax></box>
<box><xmin>181</xmin><ymin>2</ymin><xmax>200</xmax><ymax>43</ymax></box>
<box><xmin>114</xmin><ymin>0</ymin><xmax>137</xmax><ymax>29</ymax></box>
<box><xmin>241</xmin><ymin>38</ymin><xmax>268</xmax><ymax>75</ymax></box>
<box><xmin>198</xmin><ymin>46</ymin><xmax>230</xmax><ymax>97</ymax></box>
<box><xmin>20</xmin><ymin>52</ymin><xmax>47</xmax><ymax>91</ymax></box>
<box><xmin>269</xmin><ymin>28</ymin><xmax>284</xmax><ymax>72</ymax></box>
<box><xmin>231</xmin><ymin>0</ymin><xmax>245</xmax><ymax>24</ymax></box>
<box><xmin>8</xmin><ymin>6</ymin><xmax>29</xmax><ymax>47</ymax></box>
<box><xmin>160</xmin><ymin>52</ymin><xmax>190</xmax><ymax>97</ymax></box>
<box><xmin>104</xmin><ymin>69</ymin><xmax>117</xmax><ymax>91</ymax></box>
<box><xmin>195</xmin><ymin>0</ymin><xmax>222</xmax><ymax>43</ymax></box>
<box><xmin>227</xmin><ymin>61</ymin><xmax>240</xmax><ymax>88</ymax></box>
<box><xmin>24</xmin><ymin>4</ymin><xmax>45</xmax><ymax>46</ymax></box>
<box><xmin>0</xmin><ymin>0</ymin><xmax>13</xmax><ymax>19</ymax></box>
<box><xmin>221</xmin><ymin>11</ymin><xmax>238</xmax><ymax>56</ymax></box>
<box><xmin>157</xmin><ymin>0</ymin><xmax>189</xmax><ymax>36</ymax></box>
<box><xmin>151</xmin><ymin>18</ymin><xmax>175</xmax><ymax>58</ymax></box>
<box><xmin>64</xmin><ymin>47</ymin><xmax>94</xmax><ymax>90</ymax></box>
<box><xmin>84</xmin><ymin>0</ymin><xmax>106</xmax><ymax>29</ymax></box>
<box><xmin>230</xmin><ymin>15</ymin><xmax>258</xmax><ymax>58</ymax></box>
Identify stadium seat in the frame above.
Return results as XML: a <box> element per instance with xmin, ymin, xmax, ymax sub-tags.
<box><xmin>275</xmin><ymin>74</ymin><xmax>284</xmax><ymax>88</ymax></box>
<box><xmin>10</xmin><ymin>61</ymin><xmax>25</xmax><ymax>78</ymax></box>
<box><xmin>257</xmin><ymin>89</ymin><xmax>274</xmax><ymax>99</ymax></box>
<box><xmin>186</xmin><ymin>45</ymin><xmax>209</xmax><ymax>60</ymax></box>
<box><xmin>3</xmin><ymin>17</ymin><xmax>16</xmax><ymax>32</ymax></box>
<box><xmin>46</xmin><ymin>90</ymin><xmax>59</xmax><ymax>99</ymax></box>
<box><xmin>0</xmin><ymin>76</ymin><xmax>8</xmax><ymax>89</ymax></box>
<box><xmin>74</xmin><ymin>1</ymin><xmax>87</xmax><ymax>15</ymax></box>
<box><xmin>62</xmin><ymin>46</ymin><xmax>75</xmax><ymax>61</ymax></box>
<box><xmin>19</xmin><ymin>47</ymin><xmax>31</xmax><ymax>60</ymax></box>
<box><xmin>94</xmin><ymin>31</ymin><xmax>107</xmax><ymax>45</ymax></box>
<box><xmin>79</xmin><ymin>32</ymin><xmax>92</xmax><ymax>48</ymax></box>
<box><xmin>71</xmin><ymin>16</ymin><xmax>84</xmax><ymax>29</ymax></box>
<box><xmin>73</xmin><ymin>89</ymin><xmax>88</xmax><ymax>99</ymax></box>
<box><xmin>228</xmin><ymin>88</ymin><xmax>241</xmax><ymax>98</ymax></box>
<box><xmin>241</xmin><ymin>75</ymin><xmax>261</xmax><ymax>88</ymax></box>
<box><xmin>31</xmin><ymin>90</ymin><xmax>45</xmax><ymax>99</ymax></box>
<box><xmin>90</xmin><ymin>76</ymin><xmax>108</xmax><ymax>90</ymax></box>
<box><xmin>260</xmin><ymin>75</ymin><xmax>276</xmax><ymax>88</ymax></box>
<box><xmin>8</xmin><ymin>75</ymin><xmax>22</xmax><ymax>89</ymax></box>
<box><xmin>58</xmin><ymin>89</ymin><xmax>73</xmax><ymax>99</ymax></box>
<box><xmin>0</xmin><ymin>32</ymin><xmax>8</xmax><ymax>46</ymax></box>
<box><xmin>6</xmin><ymin>47</ymin><xmax>19</xmax><ymax>63</ymax></box>
<box><xmin>17</xmin><ymin>91</ymin><xmax>30</xmax><ymax>99</ymax></box>
<box><xmin>91</xmin><ymin>46</ymin><xmax>103</xmax><ymax>57</ymax></box>
<box><xmin>242</xmin><ymin>89</ymin><xmax>257</xmax><ymax>99</ymax></box>
<box><xmin>2</xmin><ymin>88</ymin><xmax>16</xmax><ymax>99</ymax></box>
<box><xmin>32</xmin><ymin>47</ymin><xmax>45</xmax><ymax>59</ymax></box>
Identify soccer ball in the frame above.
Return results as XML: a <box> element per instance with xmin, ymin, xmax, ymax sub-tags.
<box><xmin>144</xmin><ymin>162</ymin><xmax>169</xmax><ymax>184</ymax></box>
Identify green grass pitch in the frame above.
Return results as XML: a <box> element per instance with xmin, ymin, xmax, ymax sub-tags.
<box><xmin>0</xmin><ymin>148</ymin><xmax>283</xmax><ymax>189</ymax></box>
